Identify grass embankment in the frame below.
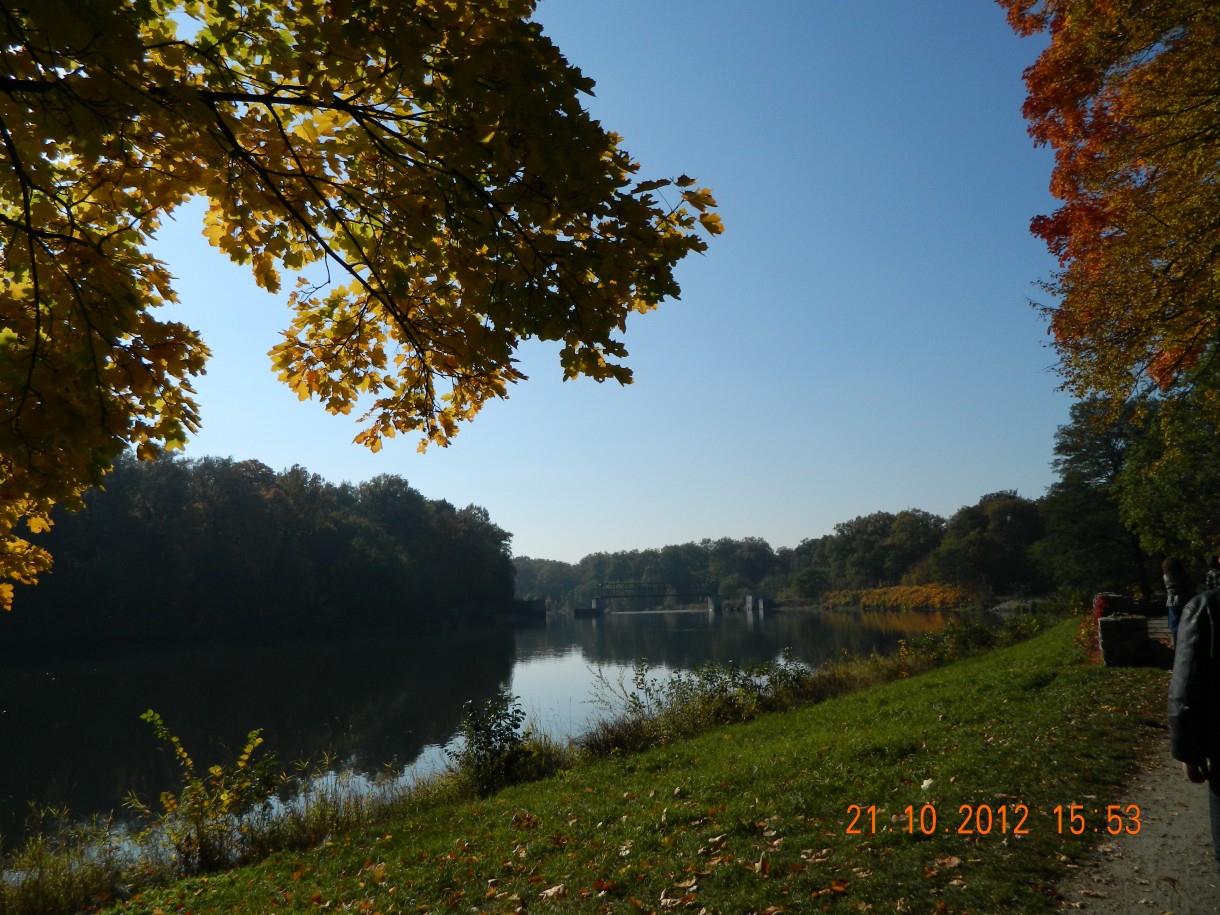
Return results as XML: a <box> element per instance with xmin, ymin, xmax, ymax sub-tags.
<box><xmin>102</xmin><ymin>620</ymin><xmax>1167</xmax><ymax>914</ymax></box>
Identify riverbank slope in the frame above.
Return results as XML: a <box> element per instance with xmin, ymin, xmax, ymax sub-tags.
<box><xmin>110</xmin><ymin>620</ymin><xmax>1172</xmax><ymax>913</ymax></box>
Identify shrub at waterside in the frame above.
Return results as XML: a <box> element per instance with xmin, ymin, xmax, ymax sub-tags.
<box><xmin>124</xmin><ymin>711</ymin><xmax>282</xmax><ymax>875</ymax></box>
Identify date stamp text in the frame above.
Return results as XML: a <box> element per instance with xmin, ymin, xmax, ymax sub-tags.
<box><xmin>845</xmin><ymin>803</ymin><xmax>1142</xmax><ymax>836</ymax></box>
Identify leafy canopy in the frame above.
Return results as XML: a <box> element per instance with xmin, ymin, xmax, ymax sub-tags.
<box><xmin>1114</xmin><ymin>386</ymin><xmax>1220</xmax><ymax>558</ymax></box>
<box><xmin>0</xmin><ymin>0</ymin><xmax>720</xmax><ymax>606</ymax></box>
<box><xmin>998</xmin><ymin>0</ymin><xmax>1220</xmax><ymax>401</ymax></box>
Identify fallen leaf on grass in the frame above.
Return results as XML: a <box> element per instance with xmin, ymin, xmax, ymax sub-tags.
<box><xmin>810</xmin><ymin>878</ymin><xmax>851</xmax><ymax>898</ymax></box>
<box><xmin>513</xmin><ymin>810</ymin><xmax>540</xmax><ymax>830</ymax></box>
<box><xmin>659</xmin><ymin>889</ymin><xmax>698</xmax><ymax>909</ymax></box>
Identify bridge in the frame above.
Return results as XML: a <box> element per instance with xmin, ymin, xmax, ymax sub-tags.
<box><xmin>591</xmin><ymin>580</ymin><xmax>719</xmax><ymax>611</ymax></box>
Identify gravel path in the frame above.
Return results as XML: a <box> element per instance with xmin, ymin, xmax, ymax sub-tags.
<box><xmin>1054</xmin><ymin>678</ymin><xmax>1220</xmax><ymax>913</ymax></box>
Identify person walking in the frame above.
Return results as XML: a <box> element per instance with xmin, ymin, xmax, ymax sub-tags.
<box><xmin>1164</xmin><ymin>556</ymin><xmax>1196</xmax><ymax>649</ymax></box>
<box><xmin>1206</xmin><ymin>555</ymin><xmax>1220</xmax><ymax>592</ymax></box>
<box><xmin>1168</xmin><ymin>589</ymin><xmax>1220</xmax><ymax>870</ymax></box>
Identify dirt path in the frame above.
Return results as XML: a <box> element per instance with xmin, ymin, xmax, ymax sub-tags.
<box><xmin>1054</xmin><ymin>642</ymin><xmax>1220</xmax><ymax>913</ymax></box>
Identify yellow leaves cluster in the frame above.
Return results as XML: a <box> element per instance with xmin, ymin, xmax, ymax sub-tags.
<box><xmin>0</xmin><ymin>0</ymin><xmax>718</xmax><ymax>603</ymax></box>
<box><xmin>822</xmin><ymin>584</ymin><xmax>975</xmax><ymax>611</ymax></box>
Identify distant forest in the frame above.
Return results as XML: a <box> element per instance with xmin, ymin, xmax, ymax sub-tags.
<box><xmin>515</xmin><ymin>495</ymin><xmax>1044</xmax><ymax>611</ymax></box>
<box><xmin>1</xmin><ymin>454</ymin><xmax>515</xmax><ymax>659</ymax></box>
<box><xmin>515</xmin><ymin>483</ymin><xmax>1150</xmax><ymax>612</ymax></box>
<box><xmin>517</xmin><ymin>399</ymin><xmax>1179</xmax><ymax>611</ymax></box>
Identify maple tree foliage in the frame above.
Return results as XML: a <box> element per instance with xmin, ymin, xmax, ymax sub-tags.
<box><xmin>0</xmin><ymin>0</ymin><xmax>721</xmax><ymax>607</ymax></box>
<box><xmin>998</xmin><ymin>0</ymin><xmax>1220</xmax><ymax>401</ymax></box>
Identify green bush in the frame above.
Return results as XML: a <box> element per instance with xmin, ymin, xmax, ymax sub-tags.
<box><xmin>126</xmin><ymin>710</ymin><xmax>281</xmax><ymax>874</ymax></box>
<box><xmin>448</xmin><ymin>692</ymin><xmax>539</xmax><ymax>800</ymax></box>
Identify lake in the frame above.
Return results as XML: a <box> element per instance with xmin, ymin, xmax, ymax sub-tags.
<box><xmin>0</xmin><ymin>606</ymin><xmax>949</xmax><ymax>846</ymax></box>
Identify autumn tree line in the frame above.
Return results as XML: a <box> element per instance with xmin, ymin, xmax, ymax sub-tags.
<box><xmin>0</xmin><ymin>455</ymin><xmax>515</xmax><ymax>660</ymax></box>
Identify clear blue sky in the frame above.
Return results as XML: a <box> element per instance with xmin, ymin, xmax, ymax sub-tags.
<box><xmin>153</xmin><ymin>0</ymin><xmax>1066</xmax><ymax>563</ymax></box>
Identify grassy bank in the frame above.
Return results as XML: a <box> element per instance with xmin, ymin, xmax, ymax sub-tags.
<box><xmin>88</xmin><ymin>619</ymin><xmax>1165</xmax><ymax>914</ymax></box>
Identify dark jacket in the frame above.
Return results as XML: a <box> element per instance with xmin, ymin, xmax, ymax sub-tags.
<box><xmin>1165</xmin><ymin>574</ymin><xmax>1195</xmax><ymax>610</ymax></box>
<box><xmin>1169</xmin><ymin>590</ymin><xmax>1220</xmax><ymax>766</ymax></box>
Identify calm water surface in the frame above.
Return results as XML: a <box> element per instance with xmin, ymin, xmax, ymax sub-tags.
<box><xmin>0</xmin><ymin>607</ymin><xmax>947</xmax><ymax>844</ymax></box>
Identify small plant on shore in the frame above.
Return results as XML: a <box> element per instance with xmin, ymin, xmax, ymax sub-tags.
<box><xmin>901</xmin><ymin>609</ymin><xmax>1048</xmax><ymax>664</ymax></box>
<box><xmin>445</xmin><ymin>689</ymin><xmax>567</xmax><ymax>797</ymax></box>
<box><xmin>582</xmin><ymin>651</ymin><xmax>817</xmax><ymax>755</ymax></box>
<box><xmin>254</xmin><ymin>754</ymin><xmax>386</xmax><ymax>854</ymax></box>
<box><xmin>125</xmin><ymin>710</ymin><xmax>282</xmax><ymax>874</ymax></box>
<box><xmin>0</xmin><ymin>808</ymin><xmax>126</xmax><ymax>915</ymax></box>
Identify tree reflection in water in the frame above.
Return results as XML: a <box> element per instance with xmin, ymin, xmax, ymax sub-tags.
<box><xmin>0</xmin><ymin>607</ymin><xmax>946</xmax><ymax>846</ymax></box>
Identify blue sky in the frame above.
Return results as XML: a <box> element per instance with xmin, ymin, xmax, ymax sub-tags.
<box><xmin>154</xmin><ymin>0</ymin><xmax>1067</xmax><ymax>563</ymax></box>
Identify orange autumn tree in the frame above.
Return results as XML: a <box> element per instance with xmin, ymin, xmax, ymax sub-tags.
<box><xmin>0</xmin><ymin>0</ymin><xmax>721</xmax><ymax>609</ymax></box>
<box><xmin>998</xmin><ymin>0</ymin><xmax>1220</xmax><ymax>400</ymax></box>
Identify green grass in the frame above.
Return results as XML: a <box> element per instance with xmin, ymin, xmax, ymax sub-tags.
<box><xmin>95</xmin><ymin>620</ymin><xmax>1167</xmax><ymax>914</ymax></box>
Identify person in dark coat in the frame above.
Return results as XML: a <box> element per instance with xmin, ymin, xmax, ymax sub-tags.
<box><xmin>1163</xmin><ymin>556</ymin><xmax>1196</xmax><ymax>648</ymax></box>
<box><xmin>1168</xmin><ymin>590</ymin><xmax>1220</xmax><ymax>867</ymax></box>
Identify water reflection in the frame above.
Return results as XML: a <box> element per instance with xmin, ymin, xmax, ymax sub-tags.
<box><xmin>0</xmin><ymin>607</ymin><xmax>946</xmax><ymax>847</ymax></box>
<box><xmin>0</xmin><ymin>627</ymin><xmax>514</xmax><ymax>846</ymax></box>
<box><xmin>513</xmin><ymin>606</ymin><xmax>948</xmax><ymax>670</ymax></box>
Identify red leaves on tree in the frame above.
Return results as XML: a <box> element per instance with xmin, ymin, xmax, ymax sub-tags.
<box><xmin>997</xmin><ymin>0</ymin><xmax>1220</xmax><ymax>401</ymax></box>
